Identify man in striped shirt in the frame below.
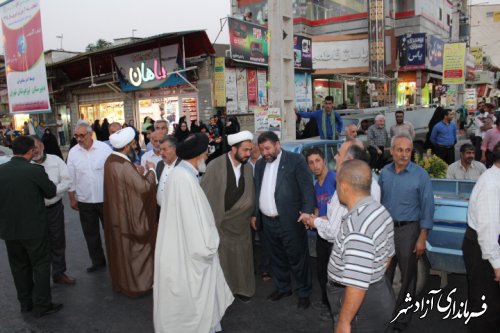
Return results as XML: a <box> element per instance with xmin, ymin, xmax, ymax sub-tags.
<box><xmin>328</xmin><ymin>159</ymin><xmax>395</xmax><ymax>333</ymax></box>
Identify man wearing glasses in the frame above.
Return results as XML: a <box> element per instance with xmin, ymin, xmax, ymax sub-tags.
<box><xmin>67</xmin><ymin>120</ymin><xmax>112</xmax><ymax>273</ymax></box>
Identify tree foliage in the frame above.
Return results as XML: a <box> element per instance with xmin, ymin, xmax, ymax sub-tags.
<box><xmin>85</xmin><ymin>39</ymin><xmax>112</xmax><ymax>52</ymax></box>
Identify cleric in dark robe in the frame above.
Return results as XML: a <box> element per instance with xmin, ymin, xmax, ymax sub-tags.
<box><xmin>201</xmin><ymin>130</ymin><xmax>256</xmax><ymax>302</ymax></box>
<box><xmin>103</xmin><ymin>127</ymin><xmax>158</xmax><ymax>298</ymax></box>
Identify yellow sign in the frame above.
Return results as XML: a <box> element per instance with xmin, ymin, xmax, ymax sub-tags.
<box><xmin>493</xmin><ymin>11</ymin><xmax>500</xmax><ymax>22</ymax></box>
<box><xmin>443</xmin><ymin>43</ymin><xmax>466</xmax><ymax>85</ymax></box>
<box><xmin>470</xmin><ymin>47</ymin><xmax>483</xmax><ymax>70</ymax></box>
<box><xmin>213</xmin><ymin>57</ymin><xmax>226</xmax><ymax>107</ymax></box>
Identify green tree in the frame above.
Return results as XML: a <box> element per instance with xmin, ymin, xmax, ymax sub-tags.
<box><xmin>85</xmin><ymin>39</ymin><xmax>112</xmax><ymax>52</ymax></box>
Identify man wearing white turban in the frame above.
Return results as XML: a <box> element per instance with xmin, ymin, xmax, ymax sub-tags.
<box><xmin>103</xmin><ymin>127</ymin><xmax>158</xmax><ymax>297</ymax></box>
<box><xmin>154</xmin><ymin>133</ymin><xmax>233</xmax><ymax>333</ymax></box>
<box><xmin>201</xmin><ymin>130</ymin><xmax>256</xmax><ymax>302</ymax></box>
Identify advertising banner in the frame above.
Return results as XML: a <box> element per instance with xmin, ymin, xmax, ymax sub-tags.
<box><xmin>464</xmin><ymin>88</ymin><xmax>477</xmax><ymax>113</ymax></box>
<box><xmin>256</xmin><ymin>70</ymin><xmax>267</xmax><ymax>106</ymax></box>
<box><xmin>254</xmin><ymin>106</ymin><xmax>281</xmax><ymax>138</ymax></box>
<box><xmin>397</xmin><ymin>33</ymin><xmax>426</xmax><ymax>71</ymax></box>
<box><xmin>427</xmin><ymin>35</ymin><xmax>445</xmax><ymax>72</ymax></box>
<box><xmin>1</xmin><ymin>0</ymin><xmax>51</xmax><ymax>113</ymax></box>
<box><xmin>293</xmin><ymin>35</ymin><xmax>312</xmax><ymax>70</ymax></box>
<box><xmin>114</xmin><ymin>44</ymin><xmax>184</xmax><ymax>91</ymax></box>
<box><xmin>236</xmin><ymin>68</ymin><xmax>248</xmax><ymax>113</ymax></box>
<box><xmin>470</xmin><ymin>47</ymin><xmax>483</xmax><ymax>71</ymax></box>
<box><xmin>228</xmin><ymin>17</ymin><xmax>268</xmax><ymax>65</ymax></box>
<box><xmin>247</xmin><ymin>69</ymin><xmax>258</xmax><ymax>107</ymax></box>
<box><xmin>295</xmin><ymin>73</ymin><xmax>312</xmax><ymax>112</ymax></box>
<box><xmin>213</xmin><ymin>57</ymin><xmax>226</xmax><ymax>107</ymax></box>
<box><xmin>225</xmin><ymin>67</ymin><xmax>238</xmax><ymax>114</ymax></box>
<box><xmin>442</xmin><ymin>43</ymin><xmax>466</xmax><ymax>85</ymax></box>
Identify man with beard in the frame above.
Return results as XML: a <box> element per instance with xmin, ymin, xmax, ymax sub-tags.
<box><xmin>154</xmin><ymin>133</ymin><xmax>233</xmax><ymax>333</ymax></box>
<box><xmin>32</xmin><ymin>136</ymin><xmax>75</xmax><ymax>285</ymax></box>
<box><xmin>201</xmin><ymin>130</ymin><xmax>256</xmax><ymax>303</ymax></box>
<box><xmin>447</xmin><ymin>143</ymin><xmax>486</xmax><ymax>180</ymax></box>
<box><xmin>390</xmin><ymin>110</ymin><xmax>415</xmax><ymax>140</ymax></box>
<box><xmin>67</xmin><ymin>121</ymin><xmax>112</xmax><ymax>273</ymax></box>
<box><xmin>103</xmin><ymin>127</ymin><xmax>158</xmax><ymax>297</ymax></box>
<box><xmin>252</xmin><ymin>131</ymin><xmax>315</xmax><ymax>309</ymax></box>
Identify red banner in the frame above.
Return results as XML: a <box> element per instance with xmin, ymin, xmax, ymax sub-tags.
<box><xmin>247</xmin><ymin>69</ymin><xmax>258</xmax><ymax>106</ymax></box>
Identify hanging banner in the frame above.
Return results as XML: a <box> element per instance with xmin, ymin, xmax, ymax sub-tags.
<box><xmin>397</xmin><ymin>33</ymin><xmax>426</xmax><ymax>71</ymax></box>
<box><xmin>464</xmin><ymin>88</ymin><xmax>477</xmax><ymax>113</ymax></box>
<box><xmin>114</xmin><ymin>44</ymin><xmax>184</xmax><ymax>91</ymax></box>
<box><xmin>295</xmin><ymin>73</ymin><xmax>312</xmax><ymax>112</ymax></box>
<box><xmin>1</xmin><ymin>0</ymin><xmax>51</xmax><ymax>114</ymax></box>
<box><xmin>254</xmin><ymin>106</ymin><xmax>281</xmax><ymax>138</ymax></box>
<box><xmin>470</xmin><ymin>47</ymin><xmax>483</xmax><ymax>71</ymax></box>
<box><xmin>236</xmin><ymin>68</ymin><xmax>248</xmax><ymax>113</ymax></box>
<box><xmin>247</xmin><ymin>69</ymin><xmax>258</xmax><ymax>107</ymax></box>
<box><xmin>256</xmin><ymin>69</ymin><xmax>267</xmax><ymax>106</ymax></box>
<box><xmin>213</xmin><ymin>57</ymin><xmax>226</xmax><ymax>107</ymax></box>
<box><xmin>294</xmin><ymin>35</ymin><xmax>313</xmax><ymax>70</ymax></box>
<box><xmin>225</xmin><ymin>67</ymin><xmax>238</xmax><ymax>114</ymax></box>
<box><xmin>442</xmin><ymin>43</ymin><xmax>466</xmax><ymax>85</ymax></box>
<box><xmin>427</xmin><ymin>35</ymin><xmax>445</xmax><ymax>72</ymax></box>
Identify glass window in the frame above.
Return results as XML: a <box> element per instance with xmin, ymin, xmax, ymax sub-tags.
<box><xmin>326</xmin><ymin>143</ymin><xmax>339</xmax><ymax>171</ymax></box>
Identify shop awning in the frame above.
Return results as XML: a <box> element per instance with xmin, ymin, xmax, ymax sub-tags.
<box><xmin>47</xmin><ymin>30</ymin><xmax>216</xmax><ymax>82</ymax></box>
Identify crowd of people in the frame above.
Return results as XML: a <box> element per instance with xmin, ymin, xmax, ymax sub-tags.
<box><xmin>0</xmin><ymin>97</ymin><xmax>499</xmax><ymax>333</ymax></box>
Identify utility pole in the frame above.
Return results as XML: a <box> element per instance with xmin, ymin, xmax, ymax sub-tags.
<box><xmin>268</xmin><ymin>0</ymin><xmax>295</xmax><ymax>141</ymax></box>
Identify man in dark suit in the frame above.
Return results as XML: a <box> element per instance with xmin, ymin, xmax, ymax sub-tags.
<box><xmin>251</xmin><ymin>131</ymin><xmax>315</xmax><ymax>309</ymax></box>
<box><xmin>0</xmin><ymin>136</ymin><xmax>63</xmax><ymax>318</ymax></box>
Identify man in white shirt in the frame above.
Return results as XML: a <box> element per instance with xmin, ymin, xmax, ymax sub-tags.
<box><xmin>462</xmin><ymin>141</ymin><xmax>500</xmax><ymax>332</ymax></box>
<box><xmin>67</xmin><ymin>121</ymin><xmax>112</xmax><ymax>273</ymax></box>
<box><xmin>156</xmin><ymin>135</ymin><xmax>180</xmax><ymax>207</ymax></box>
<box><xmin>32</xmin><ymin>136</ymin><xmax>75</xmax><ymax>285</ymax></box>
<box><xmin>390</xmin><ymin>110</ymin><xmax>415</xmax><ymax>140</ymax></box>
<box><xmin>446</xmin><ymin>143</ymin><xmax>486</xmax><ymax>180</ymax></box>
<box><xmin>146</xmin><ymin>120</ymin><xmax>168</xmax><ymax>152</ymax></box>
<box><xmin>141</xmin><ymin>130</ymin><xmax>163</xmax><ymax>170</ymax></box>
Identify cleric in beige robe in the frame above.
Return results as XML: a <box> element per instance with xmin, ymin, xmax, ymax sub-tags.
<box><xmin>201</xmin><ymin>131</ymin><xmax>256</xmax><ymax>301</ymax></box>
<box><xmin>103</xmin><ymin>127</ymin><xmax>158</xmax><ymax>298</ymax></box>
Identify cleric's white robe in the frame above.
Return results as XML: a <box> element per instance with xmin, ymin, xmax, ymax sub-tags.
<box><xmin>153</xmin><ymin>161</ymin><xmax>234</xmax><ymax>333</ymax></box>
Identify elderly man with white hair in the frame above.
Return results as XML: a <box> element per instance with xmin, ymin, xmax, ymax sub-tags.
<box><xmin>367</xmin><ymin>114</ymin><xmax>389</xmax><ymax>170</ymax></box>
<box><xmin>67</xmin><ymin>120</ymin><xmax>112</xmax><ymax>273</ymax></box>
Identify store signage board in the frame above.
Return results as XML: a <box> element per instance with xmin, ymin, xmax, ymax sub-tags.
<box><xmin>1</xmin><ymin>0</ymin><xmax>51</xmax><ymax>114</ymax></box>
<box><xmin>442</xmin><ymin>43</ymin><xmax>466</xmax><ymax>85</ymax></box>
<box><xmin>397</xmin><ymin>33</ymin><xmax>426</xmax><ymax>71</ymax></box>
<box><xmin>312</xmin><ymin>39</ymin><xmax>369</xmax><ymax>70</ymax></box>
<box><xmin>114</xmin><ymin>44</ymin><xmax>184</xmax><ymax>91</ymax></box>
<box><xmin>227</xmin><ymin>17</ymin><xmax>312</xmax><ymax>69</ymax></box>
<box><xmin>427</xmin><ymin>35</ymin><xmax>444</xmax><ymax>72</ymax></box>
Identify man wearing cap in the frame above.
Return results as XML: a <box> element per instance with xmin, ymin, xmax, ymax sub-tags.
<box><xmin>103</xmin><ymin>127</ymin><xmax>158</xmax><ymax>297</ymax></box>
<box><xmin>154</xmin><ymin>133</ymin><xmax>233</xmax><ymax>333</ymax></box>
<box><xmin>201</xmin><ymin>130</ymin><xmax>256</xmax><ymax>303</ymax></box>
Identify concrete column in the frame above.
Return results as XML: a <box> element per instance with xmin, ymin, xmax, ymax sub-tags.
<box><xmin>268</xmin><ymin>0</ymin><xmax>295</xmax><ymax>141</ymax></box>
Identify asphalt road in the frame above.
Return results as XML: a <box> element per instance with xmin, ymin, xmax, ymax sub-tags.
<box><xmin>0</xmin><ymin>196</ymin><xmax>470</xmax><ymax>333</ymax></box>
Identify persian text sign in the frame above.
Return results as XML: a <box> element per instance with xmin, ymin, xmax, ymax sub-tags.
<box><xmin>1</xmin><ymin>0</ymin><xmax>51</xmax><ymax>113</ymax></box>
<box><xmin>313</xmin><ymin>39</ymin><xmax>369</xmax><ymax>70</ymax></box>
<box><xmin>114</xmin><ymin>44</ymin><xmax>184</xmax><ymax>91</ymax></box>
<box><xmin>398</xmin><ymin>33</ymin><xmax>426</xmax><ymax>71</ymax></box>
<box><xmin>213</xmin><ymin>57</ymin><xmax>225</xmax><ymax>107</ymax></box>
<box><xmin>443</xmin><ymin>43</ymin><xmax>466</xmax><ymax>85</ymax></box>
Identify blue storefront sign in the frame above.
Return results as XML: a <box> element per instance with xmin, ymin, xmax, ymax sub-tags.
<box><xmin>398</xmin><ymin>33</ymin><xmax>426</xmax><ymax>71</ymax></box>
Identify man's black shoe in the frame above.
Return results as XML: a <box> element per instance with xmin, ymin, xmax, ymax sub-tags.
<box><xmin>20</xmin><ymin>304</ymin><xmax>33</xmax><ymax>313</ymax></box>
<box><xmin>86</xmin><ymin>262</ymin><xmax>106</xmax><ymax>273</ymax></box>
<box><xmin>297</xmin><ymin>297</ymin><xmax>311</xmax><ymax>309</ymax></box>
<box><xmin>235</xmin><ymin>294</ymin><xmax>252</xmax><ymax>303</ymax></box>
<box><xmin>34</xmin><ymin>303</ymin><xmax>63</xmax><ymax>318</ymax></box>
<box><xmin>266</xmin><ymin>290</ymin><xmax>292</xmax><ymax>302</ymax></box>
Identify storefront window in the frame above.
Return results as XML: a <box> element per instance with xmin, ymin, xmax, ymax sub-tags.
<box><xmin>137</xmin><ymin>95</ymin><xmax>197</xmax><ymax>132</ymax></box>
<box><xmin>397</xmin><ymin>82</ymin><xmax>416</xmax><ymax>107</ymax></box>
<box><xmin>313</xmin><ymin>79</ymin><xmax>344</xmax><ymax>108</ymax></box>
<box><xmin>79</xmin><ymin>102</ymin><xmax>124</xmax><ymax>124</ymax></box>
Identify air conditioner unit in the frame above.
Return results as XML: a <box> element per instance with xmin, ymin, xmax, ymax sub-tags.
<box><xmin>225</xmin><ymin>49</ymin><xmax>232</xmax><ymax>58</ymax></box>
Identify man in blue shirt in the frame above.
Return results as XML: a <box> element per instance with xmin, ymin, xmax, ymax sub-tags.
<box><xmin>305</xmin><ymin>147</ymin><xmax>336</xmax><ymax>319</ymax></box>
<box><xmin>296</xmin><ymin>96</ymin><xmax>343</xmax><ymax>139</ymax></box>
<box><xmin>430</xmin><ymin>108</ymin><xmax>457</xmax><ymax>164</ymax></box>
<box><xmin>378</xmin><ymin>133</ymin><xmax>434</xmax><ymax>332</ymax></box>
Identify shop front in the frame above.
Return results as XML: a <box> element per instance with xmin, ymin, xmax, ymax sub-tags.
<box><xmin>79</xmin><ymin>101</ymin><xmax>125</xmax><ymax>124</ymax></box>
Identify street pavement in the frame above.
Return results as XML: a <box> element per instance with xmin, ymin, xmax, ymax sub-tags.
<box><xmin>0</xmin><ymin>198</ymin><xmax>470</xmax><ymax>333</ymax></box>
